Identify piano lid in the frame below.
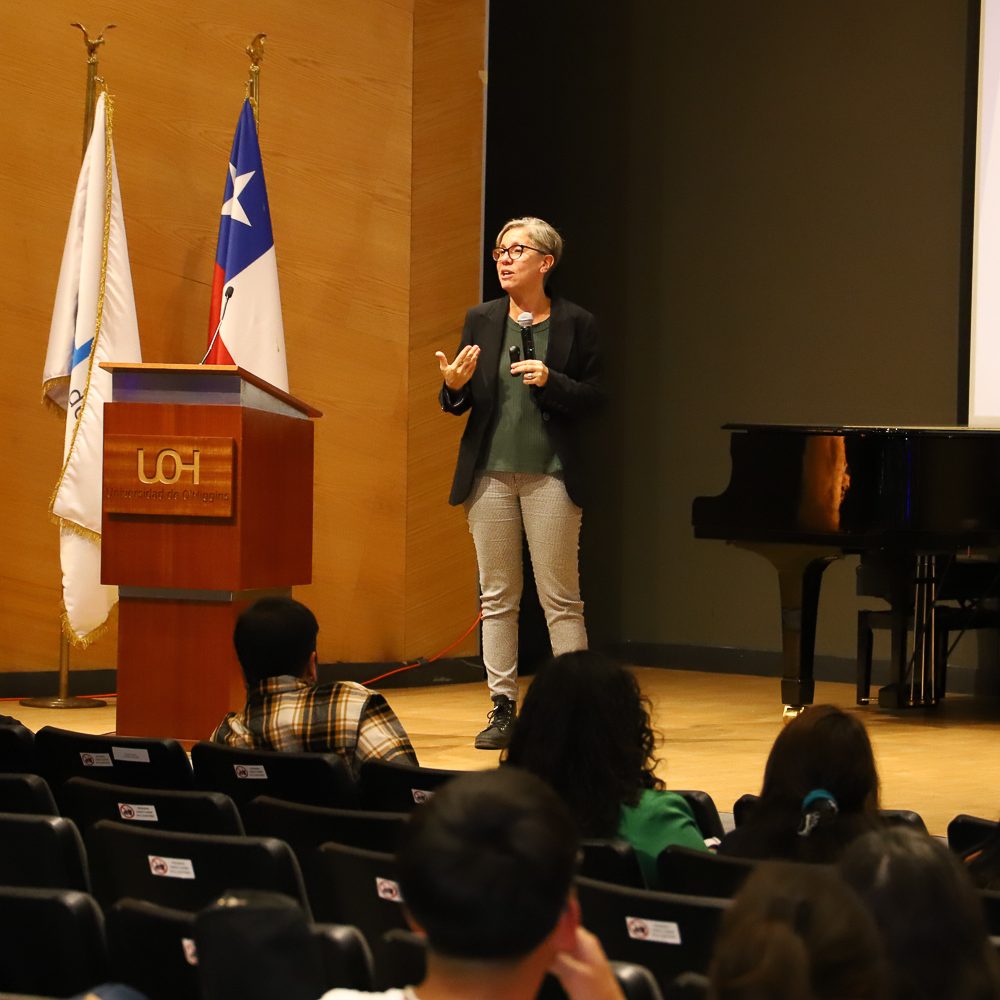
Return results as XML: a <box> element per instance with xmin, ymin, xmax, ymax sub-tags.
<box><xmin>694</xmin><ymin>423</ymin><xmax>1000</xmax><ymax>549</ymax></box>
<box><xmin>724</xmin><ymin>422</ymin><xmax>1000</xmax><ymax>436</ymax></box>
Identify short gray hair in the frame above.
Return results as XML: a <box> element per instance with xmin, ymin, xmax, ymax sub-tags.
<box><xmin>496</xmin><ymin>217</ymin><xmax>563</xmax><ymax>270</ymax></box>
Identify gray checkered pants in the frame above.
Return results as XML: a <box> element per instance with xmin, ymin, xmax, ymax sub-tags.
<box><xmin>465</xmin><ymin>472</ymin><xmax>588</xmax><ymax>700</ymax></box>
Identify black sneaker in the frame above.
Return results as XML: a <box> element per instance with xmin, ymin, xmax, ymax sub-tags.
<box><xmin>474</xmin><ymin>695</ymin><xmax>517</xmax><ymax>750</ymax></box>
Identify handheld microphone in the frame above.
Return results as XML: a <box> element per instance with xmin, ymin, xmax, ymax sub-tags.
<box><xmin>516</xmin><ymin>311</ymin><xmax>536</xmax><ymax>360</ymax></box>
<box><xmin>508</xmin><ymin>344</ymin><xmax>521</xmax><ymax>375</ymax></box>
<box><xmin>199</xmin><ymin>286</ymin><xmax>234</xmax><ymax>365</ymax></box>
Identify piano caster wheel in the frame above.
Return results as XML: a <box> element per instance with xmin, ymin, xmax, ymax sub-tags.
<box><xmin>782</xmin><ymin>704</ymin><xmax>806</xmax><ymax>722</ymax></box>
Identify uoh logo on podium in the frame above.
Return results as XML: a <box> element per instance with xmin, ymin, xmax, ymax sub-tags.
<box><xmin>137</xmin><ymin>447</ymin><xmax>201</xmax><ymax>485</ymax></box>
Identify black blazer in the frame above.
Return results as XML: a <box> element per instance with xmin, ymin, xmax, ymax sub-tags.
<box><xmin>439</xmin><ymin>296</ymin><xmax>605</xmax><ymax>507</ymax></box>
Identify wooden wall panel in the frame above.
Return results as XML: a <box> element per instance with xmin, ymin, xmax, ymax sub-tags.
<box><xmin>405</xmin><ymin>0</ymin><xmax>485</xmax><ymax>660</ymax></box>
<box><xmin>2</xmin><ymin>0</ymin><xmax>485</xmax><ymax>679</ymax></box>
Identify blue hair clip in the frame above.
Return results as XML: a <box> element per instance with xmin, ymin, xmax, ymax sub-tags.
<box><xmin>797</xmin><ymin>788</ymin><xmax>839</xmax><ymax>837</ymax></box>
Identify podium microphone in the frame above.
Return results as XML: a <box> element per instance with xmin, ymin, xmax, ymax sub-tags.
<box><xmin>516</xmin><ymin>311</ymin><xmax>535</xmax><ymax>361</ymax></box>
<box><xmin>199</xmin><ymin>286</ymin><xmax>234</xmax><ymax>365</ymax></box>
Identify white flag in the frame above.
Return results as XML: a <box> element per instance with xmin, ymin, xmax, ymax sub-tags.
<box><xmin>42</xmin><ymin>92</ymin><xmax>142</xmax><ymax>645</ymax></box>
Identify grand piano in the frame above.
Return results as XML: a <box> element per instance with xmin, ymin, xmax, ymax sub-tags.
<box><xmin>692</xmin><ymin>424</ymin><xmax>1000</xmax><ymax>712</ymax></box>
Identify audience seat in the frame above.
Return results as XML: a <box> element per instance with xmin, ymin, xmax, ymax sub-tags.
<box><xmin>579</xmin><ymin>838</ymin><xmax>647</xmax><ymax>888</ymax></box>
<box><xmin>194</xmin><ymin>889</ymin><xmax>375</xmax><ymax>1000</ymax></box>
<box><xmin>0</xmin><ymin>812</ymin><xmax>89</xmax><ymax>891</ymax></box>
<box><xmin>310</xmin><ymin>841</ymin><xmax>410</xmax><ymax>988</ymax></box>
<box><xmin>242</xmin><ymin>795</ymin><xmax>406</xmax><ymax>894</ymax></box>
<box><xmin>190</xmin><ymin>741</ymin><xmax>358</xmax><ymax>813</ymax></box>
<box><xmin>105</xmin><ymin>898</ymin><xmax>200</xmax><ymax>1000</ymax></box>
<box><xmin>948</xmin><ymin>814</ymin><xmax>998</xmax><ymax>855</ymax></box>
<box><xmin>313</xmin><ymin>923</ymin><xmax>377</xmax><ymax>994</ymax></box>
<box><xmin>0</xmin><ymin>886</ymin><xmax>108</xmax><ymax>998</ymax></box>
<box><xmin>732</xmin><ymin>792</ymin><xmax>926</xmax><ymax>833</ymax></box>
<box><xmin>981</xmin><ymin>889</ymin><xmax>1000</xmax><ymax>936</ymax></box>
<box><xmin>60</xmin><ymin>776</ymin><xmax>244</xmax><ymax>837</ymax></box>
<box><xmin>0</xmin><ymin>772</ymin><xmax>58</xmax><ymax>815</ymax></box>
<box><xmin>575</xmin><ymin>875</ymin><xmax>729</xmax><ymax>991</ymax></box>
<box><xmin>358</xmin><ymin>759</ymin><xmax>465</xmax><ymax>812</ymax></box>
<box><xmin>35</xmin><ymin>726</ymin><xmax>194</xmax><ymax>790</ymax></box>
<box><xmin>87</xmin><ymin>819</ymin><xmax>311</xmax><ymax>915</ymax></box>
<box><xmin>0</xmin><ymin>719</ymin><xmax>38</xmax><ymax>774</ymax></box>
<box><xmin>656</xmin><ymin>845</ymin><xmax>755</xmax><ymax>899</ymax></box>
<box><xmin>673</xmin><ymin>790</ymin><xmax>726</xmax><ymax>843</ymax></box>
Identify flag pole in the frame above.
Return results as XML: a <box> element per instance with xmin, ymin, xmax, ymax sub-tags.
<box><xmin>71</xmin><ymin>22</ymin><xmax>115</xmax><ymax>155</ymax></box>
<box><xmin>246</xmin><ymin>33</ymin><xmax>266</xmax><ymax>128</ymax></box>
<box><xmin>23</xmin><ymin>25</ymin><xmax>117</xmax><ymax>712</ymax></box>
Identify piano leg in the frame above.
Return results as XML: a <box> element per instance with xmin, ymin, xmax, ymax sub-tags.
<box><xmin>735</xmin><ymin>543</ymin><xmax>840</xmax><ymax>711</ymax></box>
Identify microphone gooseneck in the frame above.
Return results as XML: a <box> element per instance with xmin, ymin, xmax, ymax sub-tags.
<box><xmin>199</xmin><ymin>286</ymin><xmax>235</xmax><ymax>365</ymax></box>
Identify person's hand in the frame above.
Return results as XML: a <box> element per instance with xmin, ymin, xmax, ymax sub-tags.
<box><xmin>549</xmin><ymin>927</ymin><xmax>625</xmax><ymax>1000</ymax></box>
<box><xmin>511</xmin><ymin>359</ymin><xmax>549</xmax><ymax>386</ymax></box>
<box><xmin>436</xmin><ymin>345</ymin><xmax>480</xmax><ymax>391</ymax></box>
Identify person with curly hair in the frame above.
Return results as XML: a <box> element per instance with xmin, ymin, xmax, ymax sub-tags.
<box><xmin>503</xmin><ymin>650</ymin><xmax>706</xmax><ymax>886</ymax></box>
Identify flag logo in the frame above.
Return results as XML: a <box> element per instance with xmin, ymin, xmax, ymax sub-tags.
<box><xmin>205</xmin><ymin>99</ymin><xmax>288</xmax><ymax>391</ymax></box>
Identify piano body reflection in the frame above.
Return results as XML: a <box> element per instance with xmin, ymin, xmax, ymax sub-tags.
<box><xmin>692</xmin><ymin>424</ymin><xmax>1000</xmax><ymax>712</ymax></box>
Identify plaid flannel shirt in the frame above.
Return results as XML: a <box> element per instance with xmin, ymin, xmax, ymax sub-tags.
<box><xmin>211</xmin><ymin>675</ymin><xmax>417</xmax><ymax>777</ymax></box>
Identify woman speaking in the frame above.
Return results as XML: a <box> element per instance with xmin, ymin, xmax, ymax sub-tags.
<box><xmin>436</xmin><ymin>217</ymin><xmax>604</xmax><ymax>749</ymax></box>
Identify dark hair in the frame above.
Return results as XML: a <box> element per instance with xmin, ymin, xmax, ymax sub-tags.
<box><xmin>397</xmin><ymin>768</ymin><xmax>578</xmax><ymax>961</ymax></box>
<box><xmin>233</xmin><ymin>597</ymin><xmax>318</xmax><ymax>686</ymax></box>
<box><xmin>502</xmin><ymin>651</ymin><xmax>661</xmax><ymax>837</ymax></box>
<box><xmin>725</xmin><ymin>705</ymin><xmax>881</xmax><ymax>863</ymax></box>
<box><xmin>709</xmin><ymin>861</ymin><xmax>886</xmax><ymax>1000</ymax></box>
<box><xmin>839</xmin><ymin>827</ymin><xmax>1000</xmax><ymax>1000</ymax></box>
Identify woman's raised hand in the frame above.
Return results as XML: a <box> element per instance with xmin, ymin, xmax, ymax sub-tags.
<box><xmin>436</xmin><ymin>344</ymin><xmax>480</xmax><ymax>391</ymax></box>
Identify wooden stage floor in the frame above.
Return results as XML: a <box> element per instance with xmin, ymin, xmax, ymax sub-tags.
<box><xmin>12</xmin><ymin>666</ymin><xmax>1000</xmax><ymax>837</ymax></box>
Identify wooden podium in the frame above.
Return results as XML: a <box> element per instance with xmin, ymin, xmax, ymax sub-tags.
<box><xmin>100</xmin><ymin>364</ymin><xmax>321</xmax><ymax>741</ymax></box>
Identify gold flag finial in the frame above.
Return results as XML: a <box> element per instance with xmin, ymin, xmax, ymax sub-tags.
<box><xmin>70</xmin><ymin>23</ymin><xmax>116</xmax><ymax>156</ymax></box>
<box><xmin>245</xmin><ymin>33</ymin><xmax>266</xmax><ymax>127</ymax></box>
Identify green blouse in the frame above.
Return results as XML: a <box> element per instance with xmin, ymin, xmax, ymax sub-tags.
<box><xmin>478</xmin><ymin>316</ymin><xmax>562</xmax><ymax>476</ymax></box>
<box><xmin>618</xmin><ymin>789</ymin><xmax>709</xmax><ymax>888</ymax></box>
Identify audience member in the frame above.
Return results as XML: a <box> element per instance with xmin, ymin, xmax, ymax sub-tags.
<box><xmin>718</xmin><ymin>704</ymin><xmax>881</xmax><ymax>863</ymax></box>
<box><xmin>839</xmin><ymin>826</ymin><xmax>1000</xmax><ymax>1000</ymax></box>
<box><xmin>319</xmin><ymin>768</ymin><xmax>625</xmax><ymax>1000</ymax></box>
<box><xmin>708</xmin><ymin>861</ymin><xmax>886</xmax><ymax>1000</ymax></box>
<box><xmin>503</xmin><ymin>650</ymin><xmax>706</xmax><ymax>887</ymax></box>
<box><xmin>211</xmin><ymin>597</ymin><xmax>417</xmax><ymax>777</ymax></box>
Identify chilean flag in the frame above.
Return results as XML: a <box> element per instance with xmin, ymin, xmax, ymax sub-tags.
<box><xmin>206</xmin><ymin>99</ymin><xmax>288</xmax><ymax>391</ymax></box>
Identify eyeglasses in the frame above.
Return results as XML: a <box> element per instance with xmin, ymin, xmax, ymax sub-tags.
<box><xmin>492</xmin><ymin>244</ymin><xmax>546</xmax><ymax>262</ymax></box>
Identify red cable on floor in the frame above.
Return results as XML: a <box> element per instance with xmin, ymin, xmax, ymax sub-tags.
<box><xmin>362</xmin><ymin>611</ymin><xmax>482</xmax><ymax>686</ymax></box>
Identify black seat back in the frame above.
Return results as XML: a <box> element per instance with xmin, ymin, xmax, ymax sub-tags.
<box><xmin>358</xmin><ymin>759</ymin><xmax>464</xmax><ymax>812</ymax></box>
<box><xmin>576</xmin><ymin>876</ymin><xmax>729</xmax><ymax>991</ymax></box>
<box><xmin>0</xmin><ymin>811</ymin><xmax>89</xmax><ymax>891</ymax></box>
<box><xmin>0</xmin><ymin>721</ymin><xmax>38</xmax><ymax>775</ymax></box>
<box><xmin>311</xmin><ymin>842</ymin><xmax>409</xmax><ymax>988</ymax></box>
<box><xmin>0</xmin><ymin>887</ymin><xmax>107</xmax><ymax>997</ymax></box>
<box><xmin>656</xmin><ymin>846</ymin><xmax>755</xmax><ymax>899</ymax></box>
<box><xmin>0</xmin><ymin>772</ymin><xmax>58</xmax><ymax>815</ymax></box>
<box><xmin>191</xmin><ymin>741</ymin><xmax>357</xmax><ymax>812</ymax></box>
<box><xmin>106</xmin><ymin>898</ymin><xmax>201</xmax><ymax>1000</ymax></box>
<box><xmin>88</xmin><ymin>819</ymin><xmax>310</xmax><ymax>914</ymax></box>
<box><xmin>949</xmin><ymin>814</ymin><xmax>998</xmax><ymax>855</ymax></box>
<box><xmin>60</xmin><ymin>776</ymin><xmax>244</xmax><ymax>836</ymax></box>
<box><xmin>35</xmin><ymin>725</ymin><xmax>193</xmax><ymax>790</ymax></box>
<box><xmin>673</xmin><ymin>790</ymin><xmax>725</xmax><ymax>843</ymax></box>
<box><xmin>580</xmin><ymin>838</ymin><xmax>646</xmax><ymax>888</ymax></box>
<box><xmin>242</xmin><ymin>795</ymin><xmax>406</xmax><ymax>888</ymax></box>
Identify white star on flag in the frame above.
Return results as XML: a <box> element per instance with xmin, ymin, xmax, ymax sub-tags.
<box><xmin>221</xmin><ymin>163</ymin><xmax>255</xmax><ymax>226</ymax></box>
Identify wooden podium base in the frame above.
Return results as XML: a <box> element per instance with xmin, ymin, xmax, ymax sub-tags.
<box><xmin>116</xmin><ymin>596</ymin><xmax>250</xmax><ymax>742</ymax></box>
